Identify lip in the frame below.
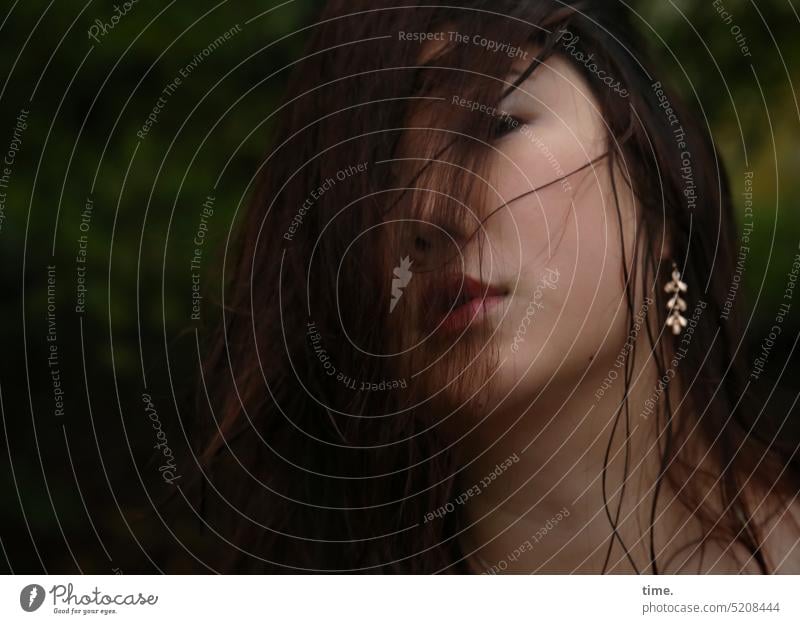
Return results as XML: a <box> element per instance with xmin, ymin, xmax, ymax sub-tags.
<box><xmin>431</xmin><ymin>275</ymin><xmax>508</xmax><ymax>333</ymax></box>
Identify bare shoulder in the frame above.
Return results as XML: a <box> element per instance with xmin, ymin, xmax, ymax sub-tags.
<box><xmin>758</xmin><ymin>493</ymin><xmax>800</xmax><ymax>573</ymax></box>
<box><xmin>660</xmin><ymin>489</ymin><xmax>800</xmax><ymax>574</ymax></box>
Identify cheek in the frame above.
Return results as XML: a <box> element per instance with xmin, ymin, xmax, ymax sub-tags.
<box><xmin>487</xmin><ymin>158</ymin><xmax>633</xmax><ymax>388</ymax></box>
<box><xmin>560</xmin><ymin>165</ymin><xmax>627</xmax><ymax>323</ymax></box>
<box><xmin>489</xmin><ymin>135</ymin><xmax>620</xmax><ymax>301</ymax></box>
<box><xmin>487</xmin><ymin>120</ymin><xmax>609</xmax><ymax>263</ymax></box>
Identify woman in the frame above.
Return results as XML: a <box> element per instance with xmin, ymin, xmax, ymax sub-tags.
<box><xmin>192</xmin><ymin>0</ymin><xmax>800</xmax><ymax>573</ymax></box>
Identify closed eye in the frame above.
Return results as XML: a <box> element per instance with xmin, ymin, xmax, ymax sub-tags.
<box><xmin>491</xmin><ymin>113</ymin><xmax>525</xmax><ymax>140</ymax></box>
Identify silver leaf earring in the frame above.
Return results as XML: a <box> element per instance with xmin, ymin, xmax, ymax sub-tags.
<box><xmin>664</xmin><ymin>261</ymin><xmax>688</xmax><ymax>335</ymax></box>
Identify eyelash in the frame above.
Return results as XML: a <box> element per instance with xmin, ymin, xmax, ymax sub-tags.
<box><xmin>491</xmin><ymin>114</ymin><xmax>525</xmax><ymax>139</ymax></box>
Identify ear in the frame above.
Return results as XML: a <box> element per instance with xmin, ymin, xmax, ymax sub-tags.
<box><xmin>655</xmin><ymin>223</ymin><xmax>672</xmax><ymax>263</ymax></box>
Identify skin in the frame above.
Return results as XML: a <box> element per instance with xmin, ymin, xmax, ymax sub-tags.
<box><xmin>397</xmin><ymin>51</ymin><xmax>800</xmax><ymax>573</ymax></box>
<box><xmin>469</xmin><ymin>53</ymin><xmax>639</xmax><ymax>410</ymax></box>
<box><xmin>442</xmin><ymin>53</ymin><xmax>679</xmax><ymax>573</ymax></box>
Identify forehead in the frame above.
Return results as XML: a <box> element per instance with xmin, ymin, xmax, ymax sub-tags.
<box><xmin>414</xmin><ymin>34</ymin><xmax>589</xmax><ymax>99</ymax></box>
<box><xmin>505</xmin><ymin>53</ymin><xmax>600</xmax><ymax>115</ymax></box>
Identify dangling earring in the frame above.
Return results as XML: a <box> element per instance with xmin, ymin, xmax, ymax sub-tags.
<box><xmin>664</xmin><ymin>261</ymin><xmax>687</xmax><ymax>335</ymax></box>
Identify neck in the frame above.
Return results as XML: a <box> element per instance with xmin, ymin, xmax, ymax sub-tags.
<box><xmin>453</xmin><ymin>342</ymin><xmax>684</xmax><ymax>573</ymax></box>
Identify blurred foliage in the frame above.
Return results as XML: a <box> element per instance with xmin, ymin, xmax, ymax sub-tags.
<box><xmin>637</xmin><ymin>0</ymin><xmax>800</xmax><ymax>317</ymax></box>
<box><xmin>0</xmin><ymin>0</ymin><xmax>797</xmax><ymax>572</ymax></box>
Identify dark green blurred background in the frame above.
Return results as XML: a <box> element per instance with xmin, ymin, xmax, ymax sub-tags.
<box><xmin>0</xmin><ymin>1</ymin><xmax>798</xmax><ymax>573</ymax></box>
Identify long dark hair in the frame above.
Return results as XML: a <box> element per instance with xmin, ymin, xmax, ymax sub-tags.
<box><xmin>189</xmin><ymin>0</ymin><xmax>799</xmax><ymax>572</ymax></box>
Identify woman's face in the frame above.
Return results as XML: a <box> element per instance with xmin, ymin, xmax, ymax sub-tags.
<box><xmin>395</xmin><ymin>53</ymin><xmax>642</xmax><ymax>416</ymax></box>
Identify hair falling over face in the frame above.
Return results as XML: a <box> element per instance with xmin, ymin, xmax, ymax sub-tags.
<box><xmin>187</xmin><ymin>0</ymin><xmax>800</xmax><ymax>573</ymax></box>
